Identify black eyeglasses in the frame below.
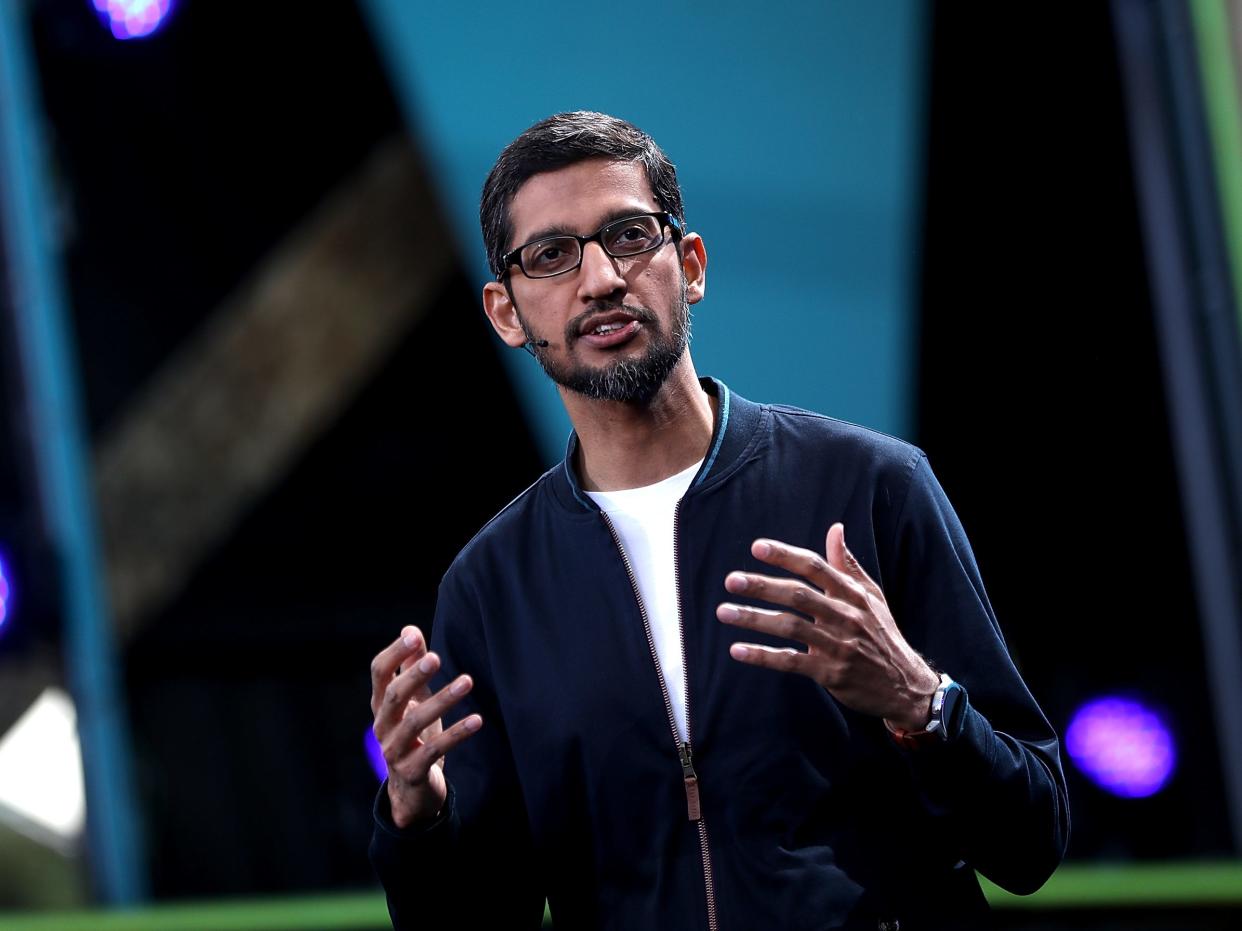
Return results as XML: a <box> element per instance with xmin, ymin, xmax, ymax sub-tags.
<box><xmin>498</xmin><ymin>212</ymin><xmax>683</xmax><ymax>280</ymax></box>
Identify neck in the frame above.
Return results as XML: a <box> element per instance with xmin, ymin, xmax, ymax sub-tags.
<box><xmin>561</xmin><ymin>354</ymin><xmax>716</xmax><ymax>492</ymax></box>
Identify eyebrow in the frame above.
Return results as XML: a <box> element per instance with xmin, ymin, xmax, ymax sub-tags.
<box><xmin>515</xmin><ymin>207</ymin><xmax>660</xmax><ymax>249</ymax></box>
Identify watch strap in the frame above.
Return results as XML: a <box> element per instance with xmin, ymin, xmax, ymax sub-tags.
<box><xmin>885</xmin><ymin>672</ymin><xmax>958</xmax><ymax>749</ymax></box>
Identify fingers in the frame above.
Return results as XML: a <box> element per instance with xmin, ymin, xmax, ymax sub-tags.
<box><xmin>746</xmin><ymin>537</ymin><xmax>869</xmax><ymax>608</ymax></box>
<box><xmin>724</xmin><ymin>569</ymin><xmax>860</xmax><ymax>625</ymax></box>
<box><xmin>380</xmin><ymin>667</ymin><xmax>481</xmax><ymax>786</ymax></box>
<box><xmin>393</xmin><ymin>712</ymin><xmax>484</xmax><ymax>785</ymax></box>
<box><xmin>370</xmin><ymin>625</ymin><xmax>427</xmax><ymax>717</ymax></box>
<box><xmin>374</xmin><ymin>646</ymin><xmax>450</xmax><ymax>737</ymax></box>
<box><xmin>716</xmin><ymin>602</ymin><xmax>838</xmax><ymax>651</ymax></box>
<box><xmin>388</xmin><ymin>673</ymin><xmax>475</xmax><ymax>750</ymax></box>
<box><xmin>727</xmin><ymin>642</ymin><xmax>811</xmax><ymax>676</ymax></box>
<box><xmin>369</xmin><ymin>626</ymin><xmax>486</xmax><ymax>797</ymax></box>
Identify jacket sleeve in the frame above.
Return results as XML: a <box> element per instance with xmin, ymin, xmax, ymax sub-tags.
<box><xmin>884</xmin><ymin>453</ymin><xmax>1070</xmax><ymax>895</ymax></box>
<box><xmin>368</xmin><ymin>568</ymin><xmax>545</xmax><ymax>929</ymax></box>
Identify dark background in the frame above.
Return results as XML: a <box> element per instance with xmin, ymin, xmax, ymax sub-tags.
<box><xmin>19</xmin><ymin>0</ymin><xmax>543</xmax><ymax>897</ymax></box>
<box><xmin>917</xmin><ymin>2</ymin><xmax>1228</xmax><ymax>862</ymax></box>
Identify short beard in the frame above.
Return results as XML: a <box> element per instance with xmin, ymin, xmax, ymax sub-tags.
<box><xmin>517</xmin><ymin>279</ymin><xmax>691</xmax><ymax>406</ymax></box>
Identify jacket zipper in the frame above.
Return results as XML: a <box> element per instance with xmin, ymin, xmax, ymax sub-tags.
<box><xmin>600</xmin><ymin>505</ymin><xmax>719</xmax><ymax>931</ymax></box>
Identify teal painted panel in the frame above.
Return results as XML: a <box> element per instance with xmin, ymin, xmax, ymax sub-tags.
<box><xmin>361</xmin><ymin>1</ymin><xmax>928</xmax><ymax>461</ymax></box>
<box><xmin>0</xmin><ymin>2</ymin><xmax>147</xmax><ymax>904</ymax></box>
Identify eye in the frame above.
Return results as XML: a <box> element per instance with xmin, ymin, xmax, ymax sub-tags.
<box><xmin>606</xmin><ymin>218</ymin><xmax>660</xmax><ymax>254</ymax></box>
<box><xmin>523</xmin><ymin>238</ymin><xmax>577</xmax><ymax>274</ymax></box>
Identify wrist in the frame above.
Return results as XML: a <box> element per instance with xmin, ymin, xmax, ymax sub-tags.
<box><xmin>387</xmin><ymin>781</ymin><xmax>442</xmax><ymax>830</ymax></box>
<box><xmin>885</xmin><ymin>672</ymin><xmax>966</xmax><ymax>750</ymax></box>
<box><xmin>884</xmin><ymin>666</ymin><xmax>941</xmax><ymax>732</ymax></box>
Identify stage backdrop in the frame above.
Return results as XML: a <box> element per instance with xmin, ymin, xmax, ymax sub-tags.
<box><xmin>359</xmin><ymin>0</ymin><xmax>928</xmax><ymax>462</ymax></box>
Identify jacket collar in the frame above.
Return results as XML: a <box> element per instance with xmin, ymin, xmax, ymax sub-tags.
<box><xmin>550</xmin><ymin>377</ymin><xmax>764</xmax><ymax>513</ymax></box>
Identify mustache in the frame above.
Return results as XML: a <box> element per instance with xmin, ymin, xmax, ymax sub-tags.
<box><xmin>565</xmin><ymin>302</ymin><xmax>658</xmax><ymax>343</ymax></box>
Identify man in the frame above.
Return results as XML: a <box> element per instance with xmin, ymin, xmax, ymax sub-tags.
<box><xmin>369</xmin><ymin>111</ymin><xmax>1068</xmax><ymax>930</ymax></box>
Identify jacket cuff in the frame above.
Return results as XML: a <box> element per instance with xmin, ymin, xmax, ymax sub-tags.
<box><xmin>890</xmin><ymin>691</ymin><xmax>999</xmax><ymax>805</ymax></box>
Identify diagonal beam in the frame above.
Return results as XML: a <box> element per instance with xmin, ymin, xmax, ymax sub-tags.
<box><xmin>1</xmin><ymin>4</ymin><xmax>146</xmax><ymax>900</ymax></box>
<box><xmin>94</xmin><ymin>137</ymin><xmax>453</xmax><ymax>640</ymax></box>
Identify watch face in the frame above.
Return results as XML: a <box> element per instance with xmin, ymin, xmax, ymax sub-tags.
<box><xmin>939</xmin><ymin>682</ymin><xmax>965</xmax><ymax>739</ymax></box>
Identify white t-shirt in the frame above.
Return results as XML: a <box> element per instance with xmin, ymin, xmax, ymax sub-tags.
<box><xmin>585</xmin><ymin>459</ymin><xmax>702</xmax><ymax>743</ymax></box>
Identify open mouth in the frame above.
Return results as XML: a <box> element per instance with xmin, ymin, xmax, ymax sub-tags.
<box><xmin>578</xmin><ymin>311</ymin><xmax>643</xmax><ymax>349</ymax></box>
<box><xmin>589</xmin><ymin>321</ymin><xmax>630</xmax><ymax>336</ymax></box>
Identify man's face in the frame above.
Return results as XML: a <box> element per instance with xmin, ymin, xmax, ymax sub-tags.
<box><xmin>492</xmin><ymin>159</ymin><xmax>700</xmax><ymax>405</ymax></box>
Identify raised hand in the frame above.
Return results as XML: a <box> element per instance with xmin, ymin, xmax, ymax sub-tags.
<box><xmin>369</xmin><ymin>626</ymin><xmax>483</xmax><ymax>828</ymax></box>
<box><xmin>716</xmin><ymin>522</ymin><xmax>940</xmax><ymax>732</ymax></box>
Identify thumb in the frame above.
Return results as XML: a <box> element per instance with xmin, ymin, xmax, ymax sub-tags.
<box><xmin>826</xmin><ymin>522</ymin><xmax>878</xmax><ymax>594</ymax></box>
<box><xmin>825</xmin><ymin>522</ymin><xmax>850</xmax><ymax>573</ymax></box>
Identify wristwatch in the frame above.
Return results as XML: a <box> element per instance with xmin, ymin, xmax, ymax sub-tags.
<box><xmin>885</xmin><ymin>672</ymin><xmax>964</xmax><ymax>750</ymax></box>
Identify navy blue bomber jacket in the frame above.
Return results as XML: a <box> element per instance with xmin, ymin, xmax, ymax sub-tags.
<box><xmin>370</xmin><ymin>379</ymin><xmax>1069</xmax><ymax>931</ymax></box>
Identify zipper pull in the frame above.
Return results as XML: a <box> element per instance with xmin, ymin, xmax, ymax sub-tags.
<box><xmin>679</xmin><ymin>741</ymin><xmax>701</xmax><ymax>821</ymax></box>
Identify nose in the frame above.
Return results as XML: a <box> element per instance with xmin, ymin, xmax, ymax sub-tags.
<box><xmin>576</xmin><ymin>241</ymin><xmax>627</xmax><ymax>303</ymax></box>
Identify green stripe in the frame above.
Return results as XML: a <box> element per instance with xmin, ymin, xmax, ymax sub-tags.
<box><xmin>0</xmin><ymin>895</ymin><xmax>554</xmax><ymax>930</ymax></box>
<box><xmin>1190</xmin><ymin>0</ymin><xmax>1242</xmax><ymax>346</ymax></box>
<box><xmin>3</xmin><ymin>865</ymin><xmax>1241</xmax><ymax>929</ymax></box>
<box><xmin>983</xmin><ymin>860</ymin><xmax>1242</xmax><ymax>908</ymax></box>
<box><xmin>0</xmin><ymin>893</ymin><xmax>391</xmax><ymax>931</ymax></box>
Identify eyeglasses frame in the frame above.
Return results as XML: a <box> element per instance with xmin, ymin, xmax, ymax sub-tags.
<box><xmin>497</xmin><ymin>211</ymin><xmax>684</xmax><ymax>281</ymax></box>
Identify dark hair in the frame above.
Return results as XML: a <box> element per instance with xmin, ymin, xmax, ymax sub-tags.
<box><xmin>480</xmin><ymin>111</ymin><xmax>686</xmax><ymax>279</ymax></box>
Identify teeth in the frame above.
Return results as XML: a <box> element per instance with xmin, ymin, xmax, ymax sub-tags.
<box><xmin>593</xmin><ymin>322</ymin><xmax>625</xmax><ymax>335</ymax></box>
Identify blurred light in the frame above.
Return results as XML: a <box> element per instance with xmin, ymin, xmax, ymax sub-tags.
<box><xmin>0</xmin><ymin>688</ymin><xmax>86</xmax><ymax>852</ymax></box>
<box><xmin>91</xmin><ymin>0</ymin><xmax>175</xmax><ymax>41</ymax></box>
<box><xmin>0</xmin><ymin>553</ymin><xmax>9</xmax><ymax>629</ymax></box>
<box><xmin>365</xmin><ymin>729</ymin><xmax>386</xmax><ymax>782</ymax></box>
<box><xmin>1066</xmin><ymin>695</ymin><xmax>1176</xmax><ymax>798</ymax></box>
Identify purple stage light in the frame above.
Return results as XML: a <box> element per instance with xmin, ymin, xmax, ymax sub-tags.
<box><xmin>1066</xmin><ymin>696</ymin><xmax>1176</xmax><ymax>798</ymax></box>
<box><xmin>0</xmin><ymin>555</ymin><xmax>9</xmax><ymax>628</ymax></box>
<box><xmin>91</xmin><ymin>0</ymin><xmax>175</xmax><ymax>41</ymax></box>
<box><xmin>365</xmin><ymin>729</ymin><xmax>387</xmax><ymax>782</ymax></box>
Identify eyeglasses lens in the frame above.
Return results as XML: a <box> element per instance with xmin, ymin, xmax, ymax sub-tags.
<box><xmin>519</xmin><ymin>215</ymin><xmax>665</xmax><ymax>279</ymax></box>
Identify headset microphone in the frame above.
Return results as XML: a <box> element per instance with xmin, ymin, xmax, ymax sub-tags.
<box><xmin>522</xmin><ymin>338</ymin><xmax>550</xmax><ymax>357</ymax></box>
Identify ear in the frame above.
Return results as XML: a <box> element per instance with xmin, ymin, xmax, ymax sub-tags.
<box><xmin>681</xmin><ymin>233</ymin><xmax>707</xmax><ymax>305</ymax></box>
<box><xmin>482</xmin><ymin>280</ymin><xmax>529</xmax><ymax>348</ymax></box>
